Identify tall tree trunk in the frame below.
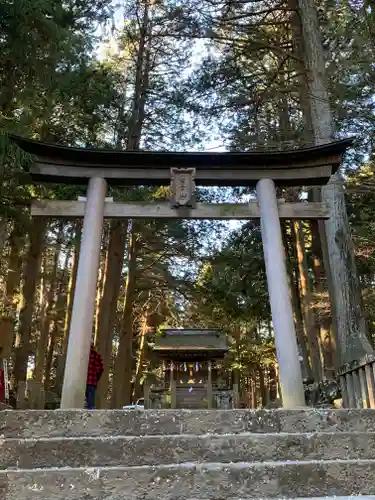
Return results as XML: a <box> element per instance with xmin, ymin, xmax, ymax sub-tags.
<box><xmin>289</xmin><ymin>0</ymin><xmax>315</xmax><ymax>145</ymax></box>
<box><xmin>63</xmin><ymin>222</ymin><xmax>81</xmax><ymax>349</ymax></box>
<box><xmin>293</xmin><ymin>221</ymin><xmax>322</xmax><ymax>381</ymax></box>
<box><xmin>34</xmin><ymin>223</ymin><xmax>64</xmax><ymax>385</ymax></box>
<box><xmin>0</xmin><ymin>222</ymin><xmax>24</xmax><ymax>357</ymax></box>
<box><xmin>50</xmin><ymin>246</ymin><xmax>72</xmax><ymax>395</ymax></box>
<box><xmin>44</xmin><ymin>324</ymin><xmax>56</xmax><ymax>393</ymax></box>
<box><xmin>282</xmin><ymin>223</ymin><xmax>312</xmax><ymax>379</ymax></box>
<box><xmin>107</xmin><ymin>0</ymin><xmax>151</xmax><ymax>408</ymax></box>
<box><xmin>133</xmin><ymin>300</ymin><xmax>149</xmax><ymax>401</ymax></box>
<box><xmin>95</xmin><ymin>220</ymin><xmax>127</xmax><ymax>408</ymax></box>
<box><xmin>94</xmin><ymin>224</ymin><xmax>109</xmax><ymax>336</ymax></box>
<box><xmin>0</xmin><ymin>219</ymin><xmax>9</xmax><ymax>257</ymax></box>
<box><xmin>126</xmin><ymin>0</ymin><xmax>151</xmax><ymax>150</ymax></box>
<box><xmin>33</xmin><ymin>256</ymin><xmax>48</xmax><ymax>385</ymax></box>
<box><xmin>310</xmin><ymin>219</ymin><xmax>337</xmax><ymax>375</ymax></box>
<box><xmin>13</xmin><ymin>218</ymin><xmax>46</xmax><ymax>396</ymax></box>
<box><xmin>259</xmin><ymin>366</ymin><xmax>267</xmax><ymax>408</ymax></box>
<box><xmin>296</xmin><ymin>0</ymin><xmax>373</xmax><ymax>363</ymax></box>
<box><xmin>111</xmin><ymin>223</ymin><xmax>138</xmax><ymax>408</ymax></box>
<box><xmin>55</xmin><ymin>222</ymin><xmax>81</xmax><ymax>393</ymax></box>
<box><xmin>290</xmin><ymin>3</ymin><xmax>338</xmax><ymax>373</ymax></box>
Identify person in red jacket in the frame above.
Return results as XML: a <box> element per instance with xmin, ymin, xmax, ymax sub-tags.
<box><xmin>86</xmin><ymin>344</ymin><xmax>104</xmax><ymax>409</ymax></box>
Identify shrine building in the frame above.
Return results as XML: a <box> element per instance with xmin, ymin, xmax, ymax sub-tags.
<box><xmin>145</xmin><ymin>328</ymin><xmax>234</xmax><ymax>409</ymax></box>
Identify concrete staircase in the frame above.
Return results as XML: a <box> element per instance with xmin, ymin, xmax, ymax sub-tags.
<box><xmin>1</xmin><ymin>409</ymin><xmax>375</xmax><ymax>499</ymax></box>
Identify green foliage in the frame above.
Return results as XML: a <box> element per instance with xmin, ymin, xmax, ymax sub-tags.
<box><xmin>346</xmin><ymin>162</ymin><xmax>375</xmax><ymax>340</ymax></box>
<box><xmin>0</xmin><ymin>134</ymin><xmax>35</xmax><ymax>222</ymax></box>
<box><xmin>194</xmin><ymin>222</ymin><xmax>270</xmax><ymax>322</ymax></box>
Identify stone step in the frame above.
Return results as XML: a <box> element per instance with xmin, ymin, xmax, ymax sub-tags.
<box><xmin>2</xmin><ymin>432</ymin><xmax>375</xmax><ymax>469</ymax></box>
<box><xmin>2</xmin><ymin>409</ymin><xmax>375</xmax><ymax>438</ymax></box>
<box><xmin>2</xmin><ymin>459</ymin><xmax>375</xmax><ymax>499</ymax></box>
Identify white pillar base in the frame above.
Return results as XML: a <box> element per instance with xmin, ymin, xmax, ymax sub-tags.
<box><xmin>61</xmin><ymin>177</ymin><xmax>107</xmax><ymax>409</ymax></box>
<box><xmin>256</xmin><ymin>178</ymin><xmax>305</xmax><ymax>408</ymax></box>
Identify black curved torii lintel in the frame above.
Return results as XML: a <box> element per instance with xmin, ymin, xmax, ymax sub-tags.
<box><xmin>10</xmin><ymin>135</ymin><xmax>355</xmax><ymax>187</ymax></box>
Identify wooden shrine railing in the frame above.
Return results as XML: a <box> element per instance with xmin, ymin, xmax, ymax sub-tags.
<box><xmin>339</xmin><ymin>353</ymin><xmax>375</xmax><ymax>408</ymax></box>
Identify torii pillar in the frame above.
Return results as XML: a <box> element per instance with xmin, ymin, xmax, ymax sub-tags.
<box><xmin>60</xmin><ymin>177</ymin><xmax>107</xmax><ymax>409</ymax></box>
<box><xmin>257</xmin><ymin>178</ymin><xmax>305</xmax><ymax>408</ymax></box>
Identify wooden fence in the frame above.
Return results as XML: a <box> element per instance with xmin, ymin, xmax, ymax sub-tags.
<box><xmin>339</xmin><ymin>353</ymin><xmax>375</xmax><ymax>408</ymax></box>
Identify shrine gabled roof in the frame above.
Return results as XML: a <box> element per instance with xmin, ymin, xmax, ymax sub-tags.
<box><xmin>10</xmin><ymin>135</ymin><xmax>354</xmax><ymax>187</ymax></box>
<box><xmin>153</xmin><ymin>328</ymin><xmax>228</xmax><ymax>352</ymax></box>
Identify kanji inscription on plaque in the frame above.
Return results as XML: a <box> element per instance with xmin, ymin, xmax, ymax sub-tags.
<box><xmin>170</xmin><ymin>168</ymin><xmax>196</xmax><ymax>208</ymax></box>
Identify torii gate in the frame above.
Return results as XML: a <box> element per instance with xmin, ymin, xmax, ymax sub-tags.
<box><xmin>12</xmin><ymin>135</ymin><xmax>353</xmax><ymax>409</ymax></box>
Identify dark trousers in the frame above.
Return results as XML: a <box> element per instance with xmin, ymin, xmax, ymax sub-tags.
<box><xmin>86</xmin><ymin>384</ymin><xmax>96</xmax><ymax>409</ymax></box>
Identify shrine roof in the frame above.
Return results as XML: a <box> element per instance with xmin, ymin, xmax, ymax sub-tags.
<box><xmin>11</xmin><ymin>135</ymin><xmax>354</xmax><ymax>187</ymax></box>
<box><xmin>153</xmin><ymin>328</ymin><xmax>228</xmax><ymax>354</ymax></box>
